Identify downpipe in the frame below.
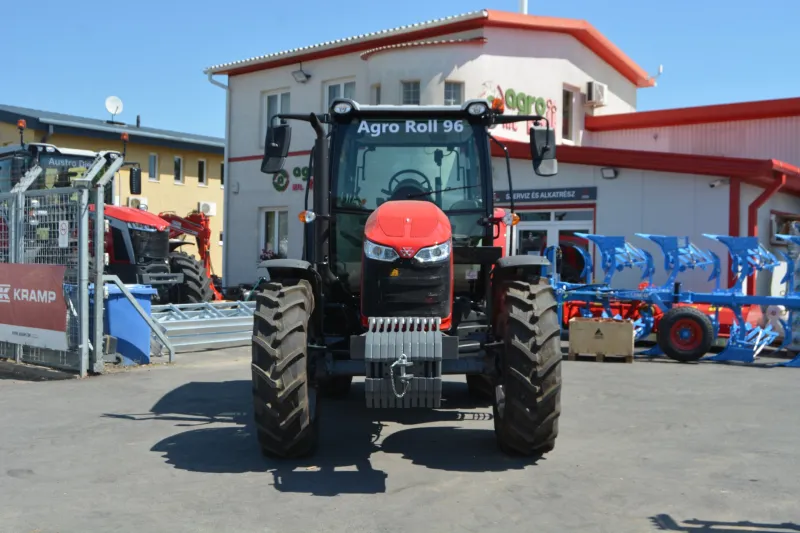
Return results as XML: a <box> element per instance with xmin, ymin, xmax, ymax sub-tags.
<box><xmin>206</xmin><ymin>72</ymin><xmax>231</xmax><ymax>289</ymax></box>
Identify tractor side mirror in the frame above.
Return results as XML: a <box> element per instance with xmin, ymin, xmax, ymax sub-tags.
<box><xmin>530</xmin><ymin>126</ymin><xmax>558</xmax><ymax>177</ymax></box>
<box><xmin>129</xmin><ymin>167</ymin><xmax>142</xmax><ymax>195</ymax></box>
<box><xmin>261</xmin><ymin>123</ymin><xmax>292</xmax><ymax>174</ymax></box>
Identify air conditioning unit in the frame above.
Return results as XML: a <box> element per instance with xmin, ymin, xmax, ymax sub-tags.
<box><xmin>127</xmin><ymin>196</ymin><xmax>148</xmax><ymax>209</ymax></box>
<box><xmin>587</xmin><ymin>81</ymin><xmax>608</xmax><ymax>107</ymax></box>
<box><xmin>198</xmin><ymin>201</ymin><xmax>217</xmax><ymax>216</ymax></box>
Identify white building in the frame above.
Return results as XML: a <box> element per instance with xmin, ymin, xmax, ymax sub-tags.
<box><xmin>205</xmin><ymin>8</ymin><xmax>800</xmax><ymax>295</ymax></box>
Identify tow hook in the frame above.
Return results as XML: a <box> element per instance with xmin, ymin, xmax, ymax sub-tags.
<box><xmin>389</xmin><ymin>353</ymin><xmax>414</xmax><ymax>399</ymax></box>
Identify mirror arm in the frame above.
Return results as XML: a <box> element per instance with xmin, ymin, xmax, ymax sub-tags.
<box><xmin>492</xmin><ymin>115</ymin><xmax>549</xmax><ymax>127</ymax></box>
<box><xmin>488</xmin><ymin>133</ymin><xmax>516</xmax><ymax>255</ymax></box>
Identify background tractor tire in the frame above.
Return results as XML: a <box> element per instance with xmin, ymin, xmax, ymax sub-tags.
<box><xmin>251</xmin><ymin>280</ymin><xmax>318</xmax><ymax>459</ymax></box>
<box><xmin>168</xmin><ymin>251</ymin><xmax>214</xmax><ymax>303</ymax></box>
<box><xmin>493</xmin><ymin>280</ymin><xmax>562</xmax><ymax>456</ymax></box>
<box><xmin>317</xmin><ymin>376</ymin><xmax>353</xmax><ymax>399</ymax></box>
<box><xmin>657</xmin><ymin>306</ymin><xmax>714</xmax><ymax>363</ymax></box>
<box><xmin>466</xmin><ymin>375</ymin><xmax>494</xmax><ymax>403</ymax></box>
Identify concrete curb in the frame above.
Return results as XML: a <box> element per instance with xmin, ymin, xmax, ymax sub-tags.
<box><xmin>0</xmin><ymin>360</ymin><xmax>78</xmax><ymax>382</ymax></box>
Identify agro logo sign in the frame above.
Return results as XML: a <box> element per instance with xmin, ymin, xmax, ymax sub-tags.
<box><xmin>479</xmin><ymin>82</ymin><xmax>558</xmax><ymax>135</ymax></box>
<box><xmin>272</xmin><ymin>169</ymin><xmax>290</xmax><ymax>192</ymax></box>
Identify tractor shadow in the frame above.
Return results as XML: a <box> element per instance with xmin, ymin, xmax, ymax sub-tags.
<box><xmin>103</xmin><ymin>379</ymin><xmax>542</xmax><ymax>496</ymax></box>
<box><xmin>650</xmin><ymin>514</ymin><xmax>800</xmax><ymax>532</ymax></box>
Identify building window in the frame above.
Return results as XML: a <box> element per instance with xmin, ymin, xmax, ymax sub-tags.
<box><xmin>148</xmin><ymin>154</ymin><xmax>158</xmax><ymax>181</ymax></box>
<box><xmin>260</xmin><ymin>90</ymin><xmax>291</xmax><ymax>147</ymax></box>
<box><xmin>444</xmin><ymin>81</ymin><xmax>464</xmax><ymax>105</ymax></box>
<box><xmin>402</xmin><ymin>81</ymin><xmax>420</xmax><ymax>105</ymax></box>
<box><xmin>325</xmin><ymin>80</ymin><xmax>356</xmax><ymax>110</ymax></box>
<box><xmin>371</xmin><ymin>84</ymin><xmax>381</xmax><ymax>105</ymax></box>
<box><xmin>260</xmin><ymin>209</ymin><xmax>289</xmax><ymax>260</ymax></box>
<box><xmin>173</xmin><ymin>156</ymin><xmax>183</xmax><ymax>184</ymax></box>
<box><xmin>562</xmin><ymin>88</ymin><xmax>575</xmax><ymax>142</ymax></box>
<box><xmin>220</xmin><ymin>162</ymin><xmax>225</xmax><ymax>188</ymax></box>
<box><xmin>198</xmin><ymin>159</ymin><xmax>207</xmax><ymax>186</ymax></box>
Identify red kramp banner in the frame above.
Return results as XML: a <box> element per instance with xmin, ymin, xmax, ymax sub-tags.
<box><xmin>0</xmin><ymin>263</ymin><xmax>68</xmax><ymax>351</ymax></box>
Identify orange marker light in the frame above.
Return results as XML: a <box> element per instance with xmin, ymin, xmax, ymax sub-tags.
<box><xmin>17</xmin><ymin>119</ymin><xmax>26</xmax><ymax>129</ymax></box>
<box><xmin>121</xmin><ymin>132</ymin><xmax>129</xmax><ymax>142</ymax></box>
<box><xmin>298</xmin><ymin>210</ymin><xmax>317</xmax><ymax>223</ymax></box>
<box><xmin>492</xmin><ymin>96</ymin><xmax>505</xmax><ymax>114</ymax></box>
<box><xmin>511</xmin><ymin>213</ymin><xmax>520</xmax><ymax>225</ymax></box>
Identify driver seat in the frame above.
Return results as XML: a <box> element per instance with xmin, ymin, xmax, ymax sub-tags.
<box><xmin>449</xmin><ymin>199</ymin><xmax>481</xmax><ymax>211</ymax></box>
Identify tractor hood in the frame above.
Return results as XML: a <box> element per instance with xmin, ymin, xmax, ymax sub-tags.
<box><xmin>89</xmin><ymin>204</ymin><xmax>170</xmax><ymax>231</ymax></box>
<box><xmin>364</xmin><ymin>200</ymin><xmax>451</xmax><ymax>257</ymax></box>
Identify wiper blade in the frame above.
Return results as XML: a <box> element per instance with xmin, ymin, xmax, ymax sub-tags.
<box><xmin>407</xmin><ymin>184</ymin><xmax>479</xmax><ymax>199</ymax></box>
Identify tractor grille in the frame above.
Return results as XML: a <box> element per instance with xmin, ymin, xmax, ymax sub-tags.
<box><xmin>130</xmin><ymin>228</ymin><xmax>169</xmax><ymax>263</ymax></box>
<box><xmin>362</xmin><ymin>256</ymin><xmax>451</xmax><ymax>319</ymax></box>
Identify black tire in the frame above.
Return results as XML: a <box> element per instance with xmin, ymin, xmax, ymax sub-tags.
<box><xmin>318</xmin><ymin>376</ymin><xmax>353</xmax><ymax>399</ymax></box>
<box><xmin>251</xmin><ymin>280</ymin><xmax>318</xmax><ymax>459</ymax></box>
<box><xmin>168</xmin><ymin>251</ymin><xmax>214</xmax><ymax>304</ymax></box>
<box><xmin>493</xmin><ymin>280</ymin><xmax>562</xmax><ymax>456</ymax></box>
<box><xmin>657</xmin><ymin>306</ymin><xmax>714</xmax><ymax>363</ymax></box>
<box><xmin>466</xmin><ymin>375</ymin><xmax>494</xmax><ymax>402</ymax></box>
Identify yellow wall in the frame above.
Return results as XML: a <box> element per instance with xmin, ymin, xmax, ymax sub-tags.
<box><xmin>0</xmin><ymin>125</ymin><xmax>225</xmax><ymax>276</ymax></box>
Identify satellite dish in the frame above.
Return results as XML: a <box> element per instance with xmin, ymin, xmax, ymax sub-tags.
<box><xmin>105</xmin><ymin>96</ymin><xmax>124</xmax><ymax>119</ymax></box>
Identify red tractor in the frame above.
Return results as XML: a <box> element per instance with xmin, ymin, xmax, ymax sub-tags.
<box><xmin>0</xmin><ymin>125</ymin><xmax>219</xmax><ymax>305</ymax></box>
<box><xmin>253</xmin><ymin>97</ymin><xmax>561</xmax><ymax>458</ymax></box>
<box><xmin>92</xmin><ymin>205</ymin><xmax>220</xmax><ymax>304</ymax></box>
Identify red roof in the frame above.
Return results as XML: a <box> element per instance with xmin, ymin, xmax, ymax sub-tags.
<box><xmin>211</xmin><ymin>10</ymin><xmax>654</xmax><ymax>88</ymax></box>
<box><xmin>586</xmin><ymin>96</ymin><xmax>800</xmax><ymax>132</ymax></box>
<box><xmin>492</xmin><ymin>141</ymin><xmax>800</xmax><ymax>195</ymax></box>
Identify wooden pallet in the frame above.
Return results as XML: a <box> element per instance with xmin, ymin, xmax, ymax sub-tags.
<box><xmin>566</xmin><ymin>352</ymin><xmax>634</xmax><ymax>363</ymax></box>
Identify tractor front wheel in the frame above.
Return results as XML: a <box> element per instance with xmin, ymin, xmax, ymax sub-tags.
<box><xmin>251</xmin><ymin>280</ymin><xmax>318</xmax><ymax>458</ymax></box>
<box><xmin>493</xmin><ymin>280</ymin><xmax>562</xmax><ymax>456</ymax></box>
<box><xmin>168</xmin><ymin>251</ymin><xmax>214</xmax><ymax>303</ymax></box>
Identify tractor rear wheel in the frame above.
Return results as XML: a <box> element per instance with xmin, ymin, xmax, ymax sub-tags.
<box><xmin>168</xmin><ymin>251</ymin><xmax>214</xmax><ymax>303</ymax></box>
<box><xmin>251</xmin><ymin>280</ymin><xmax>318</xmax><ymax>459</ymax></box>
<box><xmin>493</xmin><ymin>280</ymin><xmax>562</xmax><ymax>456</ymax></box>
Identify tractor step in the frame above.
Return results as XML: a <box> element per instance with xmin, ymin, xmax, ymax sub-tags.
<box><xmin>363</xmin><ymin>317</ymin><xmax>443</xmax><ymax>408</ymax></box>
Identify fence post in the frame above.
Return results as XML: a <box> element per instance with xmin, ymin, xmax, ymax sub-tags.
<box><xmin>78</xmin><ymin>188</ymin><xmax>90</xmax><ymax>377</ymax></box>
<box><xmin>12</xmin><ymin>192</ymin><xmax>22</xmax><ymax>364</ymax></box>
<box><xmin>92</xmin><ymin>185</ymin><xmax>105</xmax><ymax>373</ymax></box>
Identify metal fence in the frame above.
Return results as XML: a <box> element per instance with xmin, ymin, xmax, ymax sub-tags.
<box><xmin>0</xmin><ymin>188</ymin><xmax>90</xmax><ymax>375</ymax></box>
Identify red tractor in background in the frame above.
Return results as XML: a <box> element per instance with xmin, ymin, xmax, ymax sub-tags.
<box><xmin>1</xmin><ymin>120</ymin><xmax>221</xmax><ymax>305</ymax></box>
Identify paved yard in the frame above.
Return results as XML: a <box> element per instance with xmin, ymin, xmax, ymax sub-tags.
<box><xmin>1</xmin><ymin>349</ymin><xmax>798</xmax><ymax>533</ymax></box>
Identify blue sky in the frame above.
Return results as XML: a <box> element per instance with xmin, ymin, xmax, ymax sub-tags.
<box><xmin>3</xmin><ymin>0</ymin><xmax>797</xmax><ymax>138</ymax></box>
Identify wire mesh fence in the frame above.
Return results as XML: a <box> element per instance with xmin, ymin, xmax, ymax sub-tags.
<box><xmin>0</xmin><ymin>188</ymin><xmax>90</xmax><ymax>375</ymax></box>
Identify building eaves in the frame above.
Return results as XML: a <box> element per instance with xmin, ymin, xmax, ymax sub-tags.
<box><xmin>204</xmin><ymin>10</ymin><xmax>487</xmax><ymax>75</ymax></box>
<box><xmin>586</xmin><ymin>96</ymin><xmax>800</xmax><ymax>132</ymax></box>
<box><xmin>0</xmin><ymin>104</ymin><xmax>224</xmax><ymax>149</ymax></box>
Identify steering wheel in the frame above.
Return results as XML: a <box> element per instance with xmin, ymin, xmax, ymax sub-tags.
<box><xmin>381</xmin><ymin>169</ymin><xmax>433</xmax><ymax>200</ymax></box>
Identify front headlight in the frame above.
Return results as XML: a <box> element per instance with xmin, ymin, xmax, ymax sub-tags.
<box><xmin>414</xmin><ymin>240</ymin><xmax>451</xmax><ymax>263</ymax></box>
<box><xmin>364</xmin><ymin>239</ymin><xmax>399</xmax><ymax>262</ymax></box>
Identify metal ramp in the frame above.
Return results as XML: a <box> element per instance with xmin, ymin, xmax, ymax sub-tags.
<box><xmin>149</xmin><ymin>301</ymin><xmax>256</xmax><ymax>355</ymax></box>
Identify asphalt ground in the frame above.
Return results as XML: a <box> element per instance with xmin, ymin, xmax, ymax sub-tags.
<box><xmin>1</xmin><ymin>348</ymin><xmax>798</xmax><ymax>533</ymax></box>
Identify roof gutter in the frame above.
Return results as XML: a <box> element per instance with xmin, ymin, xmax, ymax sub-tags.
<box><xmin>36</xmin><ymin>117</ymin><xmax>224</xmax><ymax>149</ymax></box>
<box><xmin>207</xmin><ymin>72</ymin><xmax>232</xmax><ymax>288</ymax></box>
<box><xmin>746</xmin><ymin>172</ymin><xmax>787</xmax><ymax>296</ymax></box>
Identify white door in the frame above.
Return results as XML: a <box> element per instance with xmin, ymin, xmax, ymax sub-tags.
<box><xmin>511</xmin><ymin>221</ymin><xmax>593</xmax><ymax>282</ymax></box>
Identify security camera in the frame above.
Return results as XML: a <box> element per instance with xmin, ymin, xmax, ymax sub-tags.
<box><xmin>709</xmin><ymin>179</ymin><xmax>728</xmax><ymax>188</ymax></box>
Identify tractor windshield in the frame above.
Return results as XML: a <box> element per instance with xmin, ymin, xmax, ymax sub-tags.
<box><xmin>332</xmin><ymin>117</ymin><xmax>486</xmax><ymax>213</ymax></box>
<box><xmin>0</xmin><ymin>151</ymin><xmax>97</xmax><ymax>192</ymax></box>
